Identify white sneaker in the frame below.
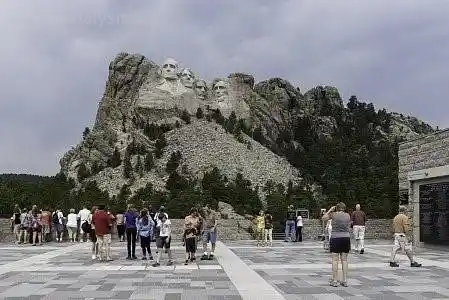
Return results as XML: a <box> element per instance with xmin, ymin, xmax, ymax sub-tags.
<box><xmin>92</xmin><ymin>254</ymin><xmax>96</xmax><ymax>260</ymax></box>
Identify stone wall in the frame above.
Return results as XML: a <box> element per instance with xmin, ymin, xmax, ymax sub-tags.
<box><xmin>0</xmin><ymin>218</ymin><xmax>393</xmax><ymax>242</ymax></box>
<box><xmin>398</xmin><ymin>129</ymin><xmax>449</xmax><ymax>191</ymax></box>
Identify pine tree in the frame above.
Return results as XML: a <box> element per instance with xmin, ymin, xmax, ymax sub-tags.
<box><xmin>136</xmin><ymin>155</ymin><xmax>144</xmax><ymax>177</ymax></box>
<box><xmin>144</xmin><ymin>153</ymin><xmax>155</xmax><ymax>171</ymax></box>
<box><xmin>181</xmin><ymin>110</ymin><xmax>191</xmax><ymax>124</ymax></box>
<box><xmin>77</xmin><ymin>163</ymin><xmax>90</xmax><ymax>182</ymax></box>
<box><xmin>123</xmin><ymin>150</ymin><xmax>133</xmax><ymax>179</ymax></box>
<box><xmin>154</xmin><ymin>134</ymin><xmax>167</xmax><ymax>159</ymax></box>
<box><xmin>82</xmin><ymin>127</ymin><xmax>90</xmax><ymax>140</ymax></box>
<box><xmin>196</xmin><ymin>107</ymin><xmax>204</xmax><ymax>119</ymax></box>
<box><xmin>110</xmin><ymin>148</ymin><xmax>121</xmax><ymax>168</ymax></box>
<box><xmin>166</xmin><ymin>151</ymin><xmax>182</xmax><ymax>174</ymax></box>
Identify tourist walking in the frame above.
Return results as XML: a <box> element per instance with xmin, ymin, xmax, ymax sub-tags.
<box><xmin>66</xmin><ymin>209</ymin><xmax>79</xmax><ymax>242</ymax></box>
<box><xmin>264</xmin><ymin>211</ymin><xmax>273</xmax><ymax>247</ymax></box>
<box><xmin>351</xmin><ymin>204</ymin><xmax>366</xmax><ymax>254</ymax></box>
<box><xmin>284</xmin><ymin>205</ymin><xmax>296</xmax><ymax>242</ymax></box>
<box><xmin>201</xmin><ymin>206</ymin><xmax>218</xmax><ymax>260</ymax></box>
<box><xmin>296</xmin><ymin>214</ymin><xmax>303</xmax><ymax>242</ymax></box>
<box><xmin>124</xmin><ymin>205</ymin><xmax>139</xmax><ymax>260</ymax></box>
<box><xmin>78</xmin><ymin>206</ymin><xmax>92</xmax><ymax>242</ymax></box>
<box><xmin>115</xmin><ymin>210</ymin><xmax>125</xmax><ymax>242</ymax></box>
<box><xmin>89</xmin><ymin>206</ymin><xmax>99</xmax><ymax>260</ymax></box>
<box><xmin>92</xmin><ymin>205</ymin><xmax>113</xmax><ymax>262</ymax></box>
<box><xmin>183</xmin><ymin>208</ymin><xmax>199</xmax><ymax>264</ymax></box>
<box><xmin>12</xmin><ymin>204</ymin><xmax>21</xmax><ymax>243</ymax></box>
<box><xmin>52</xmin><ymin>209</ymin><xmax>64</xmax><ymax>242</ymax></box>
<box><xmin>153</xmin><ymin>213</ymin><xmax>173</xmax><ymax>267</ymax></box>
<box><xmin>20</xmin><ymin>208</ymin><xmax>30</xmax><ymax>244</ymax></box>
<box><xmin>389</xmin><ymin>206</ymin><xmax>422</xmax><ymax>268</ymax></box>
<box><xmin>322</xmin><ymin>203</ymin><xmax>351</xmax><ymax>287</ymax></box>
<box><xmin>254</xmin><ymin>210</ymin><xmax>265</xmax><ymax>247</ymax></box>
<box><xmin>137</xmin><ymin>208</ymin><xmax>154</xmax><ymax>260</ymax></box>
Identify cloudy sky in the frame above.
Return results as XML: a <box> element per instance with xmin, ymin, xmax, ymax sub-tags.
<box><xmin>1</xmin><ymin>1</ymin><xmax>448</xmax><ymax>176</ymax></box>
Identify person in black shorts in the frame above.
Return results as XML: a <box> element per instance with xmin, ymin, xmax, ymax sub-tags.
<box><xmin>322</xmin><ymin>202</ymin><xmax>351</xmax><ymax>288</ymax></box>
<box><xmin>152</xmin><ymin>214</ymin><xmax>173</xmax><ymax>267</ymax></box>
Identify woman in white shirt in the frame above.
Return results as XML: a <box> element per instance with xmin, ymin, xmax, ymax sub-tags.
<box><xmin>66</xmin><ymin>209</ymin><xmax>79</xmax><ymax>242</ymax></box>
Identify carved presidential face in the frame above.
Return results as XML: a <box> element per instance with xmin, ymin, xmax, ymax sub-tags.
<box><xmin>213</xmin><ymin>80</ymin><xmax>228</xmax><ymax>101</ymax></box>
<box><xmin>194</xmin><ymin>80</ymin><xmax>207</xmax><ymax>100</ymax></box>
<box><xmin>161</xmin><ymin>58</ymin><xmax>178</xmax><ymax>80</ymax></box>
<box><xmin>180</xmin><ymin>68</ymin><xmax>195</xmax><ymax>88</ymax></box>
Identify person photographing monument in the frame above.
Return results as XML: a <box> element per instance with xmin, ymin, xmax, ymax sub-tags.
<box><xmin>284</xmin><ymin>205</ymin><xmax>296</xmax><ymax>242</ymax></box>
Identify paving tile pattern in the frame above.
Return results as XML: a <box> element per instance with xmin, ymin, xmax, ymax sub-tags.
<box><xmin>230</xmin><ymin>241</ymin><xmax>449</xmax><ymax>300</ymax></box>
<box><xmin>0</xmin><ymin>241</ymin><xmax>241</xmax><ymax>300</ymax></box>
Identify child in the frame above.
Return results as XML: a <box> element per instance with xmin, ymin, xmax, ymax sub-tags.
<box><xmin>137</xmin><ymin>209</ymin><xmax>155</xmax><ymax>260</ymax></box>
<box><xmin>152</xmin><ymin>213</ymin><xmax>173</xmax><ymax>267</ymax></box>
<box><xmin>324</xmin><ymin>219</ymin><xmax>332</xmax><ymax>251</ymax></box>
<box><xmin>183</xmin><ymin>208</ymin><xmax>199</xmax><ymax>265</ymax></box>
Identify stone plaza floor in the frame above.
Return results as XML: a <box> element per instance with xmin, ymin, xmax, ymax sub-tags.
<box><xmin>0</xmin><ymin>240</ymin><xmax>448</xmax><ymax>299</ymax></box>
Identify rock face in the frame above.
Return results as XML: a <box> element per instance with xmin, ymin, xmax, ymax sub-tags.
<box><xmin>60</xmin><ymin>52</ymin><xmax>434</xmax><ymax>199</ymax></box>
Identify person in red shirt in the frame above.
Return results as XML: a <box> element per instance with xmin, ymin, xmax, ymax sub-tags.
<box><xmin>92</xmin><ymin>204</ymin><xmax>113</xmax><ymax>261</ymax></box>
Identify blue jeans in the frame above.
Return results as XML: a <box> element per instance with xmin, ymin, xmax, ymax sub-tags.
<box><xmin>285</xmin><ymin>220</ymin><xmax>296</xmax><ymax>241</ymax></box>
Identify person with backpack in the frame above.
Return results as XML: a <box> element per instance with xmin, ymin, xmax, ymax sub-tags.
<box><xmin>137</xmin><ymin>208</ymin><xmax>155</xmax><ymax>260</ymax></box>
<box><xmin>52</xmin><ymin>209</ymin><xmax>64</xmax><ymax>242</ymax></box>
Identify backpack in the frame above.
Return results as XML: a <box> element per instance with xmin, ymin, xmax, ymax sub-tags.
<box><xmin>52</xmin><ymin>212</ymin><xmax>59</xmax><ymax>224</ymax></box>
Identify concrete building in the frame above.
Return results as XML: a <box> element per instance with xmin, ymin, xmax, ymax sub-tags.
<box><xmin>398</xmin><ymin>129</ymin><xmax>449</xmax><ymax>246</ymax></box>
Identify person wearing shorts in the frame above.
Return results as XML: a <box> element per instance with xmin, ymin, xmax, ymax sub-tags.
<box><xmin>389</xmin><ymin>206</ymin><xmax>422</xmax><ymax>268</ymax></box>
<box><xmin>322</xmin><ymin>202</ymin><xmax>351</xmax><ymax>287</ymax></box>
<box><xmin>201</xmin><ymin>206</ymin><xmax>217</xmax><ymax>260</ymax></box>
<box><xmin>152</xmin><ymin>214</ymin><xmax>173</xmax><ymax>267</ymax></box>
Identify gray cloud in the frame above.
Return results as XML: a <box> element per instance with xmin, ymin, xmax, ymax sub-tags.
<box><xmin>1</xmin><ymin>0</ymin><xmax>448</xmax><ymax>175</ymax></box>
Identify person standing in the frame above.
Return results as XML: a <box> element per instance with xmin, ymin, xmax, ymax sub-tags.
<box><xmin>152</xmin><ymin>213</ymin><xmax>173</xmax><ymax>267</ymax></box>
<box><xmin>254</xmin><ymin>210</ymin><xmax>265</xmax><ymax>247</ymax></box>
<box><xmin>296</xmin><ymin>214</ymin><xmax>303</xmax><ymax>242</ymax></box>
<box><xmin>183</xmin><ymin>208</ymin><xmax>199</xmax><ymax>265</ymax></box>
<box><xmin>322</xmin><ymin>202</ymin><xmax>351</xmax><ymax>287</ymax></box>
<box><xmin>20</xmin><ymin>208</ymin><xmax>31</xmax><ymax>244</ymax></box>
<box><xmin>89</xmin><ymin>206</ymin><xmax>99</xmax><ymax>260</ymax></box>
<box><xmin>52</xmin><ymin>209</ymin><xmax>64</xmax><ymax>242</ymax></box>
<box><xmin>40</xmin><ymin>209</ymin><xmax>51</xmax><ymax>243</ymax></box>
<box><xmin>12</xmin><ymin>204</ymin><xmax>21</xmax><ymax>244</ymax></box>
<box><xmin>92</xmin><ymin>204</ymin><xmax>113</xmax><ymax>262</ymax></box>
<box><xmin>78</xmin><ymin>206</ymin><xmax>92</xmax><ymax>242</ymax></box>
<box><xmin>30</xmin><ymin>210</ymin><xmax>42</xmax><ymax>246</ymax></box>
<box><xmin>115</xmin><ymin>210</ymin><xmax>125</xmax><ymax>242</ymax></box>
<box><xmin>284</xmin><ymin>205</ymin><xmax>296</xmax><ymax>242</ymax></box>
<box><xmin>201</xmin><ymin>206</ymin><xmax>218</xmax><ymax>260</ymax></box>
<box><xmin>389</xmin><ymin>206</ymin><xmax>422</xmax><ymax>268</ymax></box>
<box><xmin>137</xmin><ymin>208</ymin><xmax>155</xmax><ymax>260</ymax></box>
<box><xmin>351</xmin><ymin>204</ymin><xmax>366</xmax><ymax>254</ymax></box>
<box><xmin>264</xmin><ymin>211</ymin><xmax>273</xmax><ymax>247</ymax></box>
<box><xmin>66</xmin><ymin>209</ymin><xmax>79</xmax><ymax>243</ymax></box>
<box><xmin>124</xmin><ymin>205</ymin><xmax>139</xmax><ymax>260</ymax></box>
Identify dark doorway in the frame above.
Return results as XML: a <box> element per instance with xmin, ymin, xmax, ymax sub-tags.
<box><xmin>419</xmin><ymin>182</ymin><xmax>449</xmax><ymax>245</ymax></box>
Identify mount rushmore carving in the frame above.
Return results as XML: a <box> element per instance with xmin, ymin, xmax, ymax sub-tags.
<box><xmin>137</xmin><ymin>57</ymin><xmax>250</xmax><ymax>118</ymax></box>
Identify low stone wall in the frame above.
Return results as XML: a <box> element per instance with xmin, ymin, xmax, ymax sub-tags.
<box><xmin>0</xmin><ymin>218</ymin><xmax>393</xmax><ymax>242</ymax></box>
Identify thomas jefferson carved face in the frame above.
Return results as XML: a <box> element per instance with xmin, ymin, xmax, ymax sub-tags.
<box><xmin>180</xmin><ymin>68</ymin><xmax>195</xmax><ymax>88</ymax></box>
<box><xmin>194</xmin><ymin>80</ymin><xmax>207</xmax><ymax>100</ymax></box>
<box><xmin>161</xmin><ymin>58</ymin><xmax>178</xmax><ymax>80</ymax></box>
<box><xmin>213</xmin><ymin>80</ymin><xmax>228</xmax><ymax>101</ymax></box>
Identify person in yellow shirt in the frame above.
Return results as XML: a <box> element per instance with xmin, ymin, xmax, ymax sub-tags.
<box><xmin>254</xmin><ymin>210</ymin><xmax>265</xmax><ymax>247</ymax></box>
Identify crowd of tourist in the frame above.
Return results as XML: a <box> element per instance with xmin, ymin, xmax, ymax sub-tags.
<box><xmin>10</xmin><ymin>203</ymin><xmax>218</xmax><ymax>268</ymax></box>
<box><xmin>10</xmin><ymin>201</ymin><xmax>421</xmax><ymax>286</ymax></box>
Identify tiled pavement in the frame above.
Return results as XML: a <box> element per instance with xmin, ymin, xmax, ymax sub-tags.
<box><xmin>0</xmin><ymin>240</ymin><xmax>449</xmax><ymax>299</ymax></box>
